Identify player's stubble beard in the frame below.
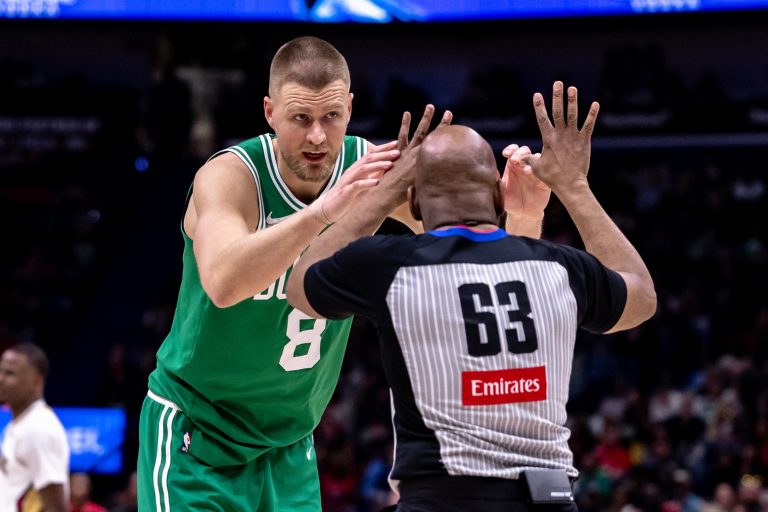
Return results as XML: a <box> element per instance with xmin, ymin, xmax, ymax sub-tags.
<box><xmin>281</xmin><ymin>148</ymin><xmax>338</xmax><ymax>183</ymax></box>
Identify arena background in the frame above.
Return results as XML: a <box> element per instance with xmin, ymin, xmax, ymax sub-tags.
<box><xmin>2</xmin><ymin>2</ymin><xmax>768</xmax><ymax>510</ymax></box>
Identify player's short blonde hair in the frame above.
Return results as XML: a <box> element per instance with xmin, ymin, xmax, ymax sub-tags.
<box><xmin>268</xmin><ymin>36</ymin><xmax>350</xmax><ymax>98</ymax></box>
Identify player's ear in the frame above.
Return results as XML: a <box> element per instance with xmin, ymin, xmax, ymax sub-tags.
<box><xmin>264</xmin><ymin>96</ymin><xmax>275</xmax><ymax>129</ymax></box>
<box><xmin>347</xmin><ymin>92</ymin><xmax>353</xmax><ymax>123</ymax></box>
<box><xmin>408</xmin><ymin>186</ymin><xmax>422</xmax><ymax>221</ymax></box>
<box><xmin>493</xmin><ymin>178</ymin><xmax>505</xmax><ymax>217</ymax></box>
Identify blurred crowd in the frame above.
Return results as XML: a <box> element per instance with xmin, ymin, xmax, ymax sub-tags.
<box><xmin>2</xmin><ymin>25</ymin><xmax>768</xmax><ymax>512</ymax></box>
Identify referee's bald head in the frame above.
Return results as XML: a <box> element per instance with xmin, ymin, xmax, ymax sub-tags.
<box><xmin>415</xmin><ymin>125</ymin><xmax>498</xmax><ymax>197</ymax></box>
<box><xmin>409</xmin><ymin>125</ymin><xmax>503</xmax><ymax>230</ymax></box>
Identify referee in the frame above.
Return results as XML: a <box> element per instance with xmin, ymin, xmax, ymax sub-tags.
<box><xmin>287</xmin><ymin>82</ymin><xmax>656</xmax><ymax>511</ymax></box>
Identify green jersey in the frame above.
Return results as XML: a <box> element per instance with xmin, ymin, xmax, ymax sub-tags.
<box><xmin>149</xmin><ymin>134</ymin><xmax>368</xmax><ymax>467</ymax></box>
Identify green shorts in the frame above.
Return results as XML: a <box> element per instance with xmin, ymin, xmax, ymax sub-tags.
<box><xmin>137</xmin><ymin>392</ymin><xmax>321</xmax><ymax>511</ymax></box>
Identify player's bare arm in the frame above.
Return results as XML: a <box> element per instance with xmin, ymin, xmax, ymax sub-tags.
<box><xmin>288</xmin><ymin>105</ymin><xmax>450</xmax><ymax>318</ymax></box>
<box><xmin>37</xmin><ymin>483</ymin><xmax>68</xmax><ymax>512</ymax></box>
<box><xmin>530</xmin><ymin>81</ymin><xmax>657</xmax><ymax>332</ymax></box>
<box><xmin>189</xmin><ymin>146</ymin><xmax>398</xmax><ymax>308</ymax></box>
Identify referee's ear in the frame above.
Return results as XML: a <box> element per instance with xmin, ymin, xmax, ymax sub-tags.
<box><xmin>407</xmin><ymin>185</ymin><xmax>422</xmax><ymax>221</ymax></box>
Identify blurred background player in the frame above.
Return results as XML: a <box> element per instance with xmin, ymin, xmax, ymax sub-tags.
<box><xmin>0</xmin><ymin>343</ymin><xmax>69</xmax><ymax>512</ymax></box>
<box><xmin>69</xmin><ymin>472</ymin><xmax>107</xmax><ymax>512</ymax></box>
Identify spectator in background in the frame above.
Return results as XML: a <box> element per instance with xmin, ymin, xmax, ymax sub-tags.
<box><xmin>358</xmin><ymin>425</ymin><xmax>397</xmax><ymax>512</ymax></box>
<box><xmin>663</xmin><ymin>468</ymin><xmax>705</xmax><ymax>512</ymax></box>
<box><xmin>592</xmin><ymin>418</ymin><xmax>633</xmax><ymax>480</ymax></box>
<box><xmin>69</xmin><ymin>472</ymin><xmax>107</xmax><ymax>512</ymax></box>
<box><xmin>706</xmin><ymin>482</ymin><xmax>737</xmax><ymax>511</ymax></box>
<box><xmin>107</xmin><ymin>471</ymin><xmax>138</xmax><ymax>512</ymax></box>
<box><xmin>0</xmin><ymin>342</ymin><xmax>69</xmax><ymax>512</ymax></box>
<box><xmin>319</xmin><ymin>438</ymin><xmax>359</xmax><ymax>512</ymax></box>
<box><xmin>735</xmin><ymin>474</ymin><xmax>764</xmax><ymax>512</ymax></box>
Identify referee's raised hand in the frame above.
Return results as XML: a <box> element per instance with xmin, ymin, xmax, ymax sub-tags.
<box><xmin>529</xmin><ymin>81</ymin><xmax>599</xmax><ymax>197</ymax></box>
<box><xmin>529</xmin><ymin>81</ymin><xmax>656</xmax><ymax>334</ymax></box>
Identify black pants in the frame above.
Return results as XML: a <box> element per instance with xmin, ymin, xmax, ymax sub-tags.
<box><xmin>390</xmin><ymin>475</ymin><xmax>578</xmax><ymax>512</ymax></box>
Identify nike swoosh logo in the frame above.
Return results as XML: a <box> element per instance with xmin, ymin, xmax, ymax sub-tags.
<box><xmin>306</xmin><ymin>447</ymin><xmax>312</xmax><ymax>460</ymax></box>
<box><xmin>265</xmin><ymin>211</ymin><xmax>291</xmax><ymax>226</ymax></box>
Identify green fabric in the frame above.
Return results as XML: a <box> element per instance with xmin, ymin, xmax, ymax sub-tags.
<box><xmin>147</xmin><ymin>134</ymin><xmax>367</xmax><ymax>467</ymax></box>
<box><xmin>137</xmin><ymin>396</ymin><xmax>321</xmax><ymax>512</ymax></box>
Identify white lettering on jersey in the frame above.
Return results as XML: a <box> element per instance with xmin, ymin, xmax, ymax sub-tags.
<box><xmin>253</xmin><ymin>271</ymin><xmax>288</xmax><ymax>301</ymax></box>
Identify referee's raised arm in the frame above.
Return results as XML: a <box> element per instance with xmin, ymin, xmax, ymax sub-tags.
<box><xmin>528</xmin><ymin>81</ymin><xmax>657</xmax><ymax>332</ymax></box>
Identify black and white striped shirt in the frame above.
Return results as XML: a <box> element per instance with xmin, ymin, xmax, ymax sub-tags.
<box><xmin>305</xmin><ymin>226</ymin><xmax>626</xmax><ymax>483</ymax></box>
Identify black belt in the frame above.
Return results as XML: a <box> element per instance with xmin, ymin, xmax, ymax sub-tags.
<box><xmin>399</xmin><ymin>475</ymin><xmax>533</xmax><ymax>501</ymax></box>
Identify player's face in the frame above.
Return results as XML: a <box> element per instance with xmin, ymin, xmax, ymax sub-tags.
<box><xmin>265</xmin><ymin>80</ymin><xmax>352</xmax><ymax>183</ymax></box>
<box><xmin>0</xmin><ymin>351</ymin><xmax>40</xmax><ymax>407</ymax></box>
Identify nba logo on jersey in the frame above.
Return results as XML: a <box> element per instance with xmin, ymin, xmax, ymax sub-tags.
<box><xmin>181</xmin><ymin>432</ymin><xmax>191</xmax><ymax>453</ymax></box>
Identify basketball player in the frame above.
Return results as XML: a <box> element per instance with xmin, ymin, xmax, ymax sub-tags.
<box><xmin>286</xmin><ymin>82</ymin><xmax>657</xmax><ymax>511</ymax></box>
<box><xmin>0</xmin><ymin>343</ymin><xmax>69</xmax><ymax>512</ymax></box>
<box><xmin>135</xmin><ymin>35</ymin><xmax>417</xmax><ymax>512</ymax></box>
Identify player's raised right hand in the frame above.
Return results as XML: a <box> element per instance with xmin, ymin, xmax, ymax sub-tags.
<box><xmin>310</xmin><ymin>140</ymin><xmax>400</xmax><ymax>225</ymax></box>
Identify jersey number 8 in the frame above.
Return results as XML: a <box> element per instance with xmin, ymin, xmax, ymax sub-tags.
<box><xmin>279</xmin><ymin>309</ymin><xmax>326</xmax><ymax>371</ymax></box>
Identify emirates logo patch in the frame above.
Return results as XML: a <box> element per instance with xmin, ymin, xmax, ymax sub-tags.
<box><xmin>462</xmin><ymin>366</ymin><xmax>547</xmax><ymax>406</ymax></box>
